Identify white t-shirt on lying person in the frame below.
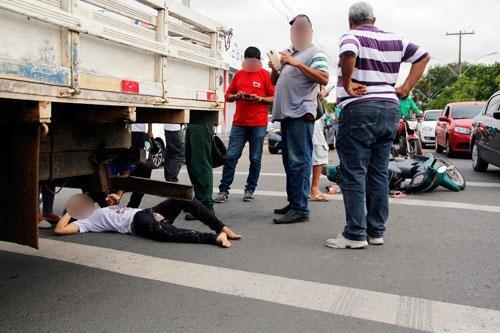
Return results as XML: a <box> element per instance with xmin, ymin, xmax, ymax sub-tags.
<box><xmin>73</xmin><ymin>206</ymin><xmax>141</xmax><ymax>234</ymax></box>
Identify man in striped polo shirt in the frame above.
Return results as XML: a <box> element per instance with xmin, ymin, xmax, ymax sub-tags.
<box><xmin>326</xmin><ymin>2</ymin><xmax>430</xmax><ymax>249</ymax></box>
<box><xmin>270</xmin><ymin>14</ymin><xmax>329</xmax><ymax>224</ymax></box>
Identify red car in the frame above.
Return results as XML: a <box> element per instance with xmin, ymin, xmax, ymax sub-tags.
<box><xmin>435</xmin><ymin>101</ymin><xmax>486</xmax><ymax>156</ymax></box>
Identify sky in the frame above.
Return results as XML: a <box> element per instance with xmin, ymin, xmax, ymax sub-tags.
<box><xmin>189</xmin><ymin>0</ymin><xmax>500</xmax><ymax>87</ymax></box>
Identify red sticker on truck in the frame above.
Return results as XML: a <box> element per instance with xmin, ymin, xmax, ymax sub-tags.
<box><xmin>121</xmin><ymin>80</ymin><xmax>139</xmax><ymax>93</ymax></box>
<box><xmin>206</xmin><ymin>91</ymin><xmax>216</xmax><ymax>101</ymax></box>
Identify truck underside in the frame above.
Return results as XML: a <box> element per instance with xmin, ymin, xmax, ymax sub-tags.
<box><xmin>0</xmin><ymin>0</ymin><xmax>229</xmax><ymax>248</ymax></box>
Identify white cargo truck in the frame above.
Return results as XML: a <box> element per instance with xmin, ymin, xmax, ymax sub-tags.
<box><xmin>0</xmin><ymin>0</ymin><xmax>230</xmax><ymax>248</ymax></box>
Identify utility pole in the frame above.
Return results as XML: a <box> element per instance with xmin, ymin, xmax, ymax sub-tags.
<box><xmin>446</xmin><ymin>30</ymin><xmax>475</xmax><ymax>76</ymax></box>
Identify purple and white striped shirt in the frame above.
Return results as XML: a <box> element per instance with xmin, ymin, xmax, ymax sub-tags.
<box><xmin>336</xmin><ymin>24</ymin><xmax>428</xmax><ymax>108</ymax></box>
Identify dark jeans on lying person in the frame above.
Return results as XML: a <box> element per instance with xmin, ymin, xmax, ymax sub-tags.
<box><xmin>281</xmin><ymin>116</ymin><xmax>314</xmax><ymax>216</ymax></box>
<box><xmin>219</xmin><ymin>125</ymin><xmax>267</xmax><ymax>194</ymax></box>
<box><xmin>164</xmin><ymin>129</ymin><xmax>185</xmax><ymax>183</ymax></box>
<box><xmin>132</xmin><ymin>198</ymin><xmax>225</xmax><ymax>244</ymax></box>
<box><xmin>336</xmin><ymin>100</ymin><xmax>400</xmax><ymax>241</ymax></box>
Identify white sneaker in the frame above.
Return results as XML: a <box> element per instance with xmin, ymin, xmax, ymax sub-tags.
<box><xmin>38</xmin><ymin>220</ymin><xmax>52</xmax><ymax>229</ymax></box>
<box><xmin>368</xmin><ymin>237</ymin><xmax>384</xmax><ymax>245</ymax></box>
<box><xmin>325</xmin><ymin>234</ymin><xmax>368</xmax><ymax>249</ymax></box>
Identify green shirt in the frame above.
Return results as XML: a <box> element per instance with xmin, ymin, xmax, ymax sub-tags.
<box><xmin>399</xmin><ymin>97</ymin><xmax>421</xmax><ymax>119</ymax></box>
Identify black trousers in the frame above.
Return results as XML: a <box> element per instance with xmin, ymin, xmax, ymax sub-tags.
<box><xmin>163</xmin><ymin>129</ymin><xmax>185</xmax><ymax>182</ymax></box>
<box><xmin>132</xmin><ymin>198</ymin><xmax>225</xmax><ymax>245</ymax></box>
<box><xmin>40</xmin><ymin>182</ymin><xmax>55</xmax><ymax>213</ymax></box>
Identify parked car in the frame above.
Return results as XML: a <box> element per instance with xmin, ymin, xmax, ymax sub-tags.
<box><xmin>471</xmin><ymin>91</ymin><xmax>500</xmax><ymax>171</ymax></box>
<box><xmin>267</xmin><ymin>121</ymin><xmax>282</xmax><ymax>154</ymax></box>
<box><xmin>149</xmin><ymin>124</ymin><xmax>168</xmax><ymax>169</ymax></box>
<box><xmin>435</xmin><ymin>101</ymin><xmax>486</xmax><ymax>156</ymax></box>
<box><xmin>419</xmin><ymin>109</ymin><xmax>441</xmax><ymax>147</ymax></box>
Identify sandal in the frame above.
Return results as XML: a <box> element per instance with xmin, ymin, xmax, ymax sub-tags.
<box><xmin>309</xmin><ymin>194</ymin><xmax>330</xmax><ymax>202</ymax></box>
<box><xmin>390</xmin><ymin>191</ymin><xmax>406</xmax><ymax>198</ymax></box>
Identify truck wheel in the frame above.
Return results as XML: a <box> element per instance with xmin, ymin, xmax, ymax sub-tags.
<box><xmin>472</xmin><ymin>143</ymin><xmax>488</xmax><ymax>172</ymax></box>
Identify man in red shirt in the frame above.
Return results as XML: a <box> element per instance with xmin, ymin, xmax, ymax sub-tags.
<box><xmin>215</xmin><ymin>47</ymin><xmax>275</xmax><ymax>203</ymax></box>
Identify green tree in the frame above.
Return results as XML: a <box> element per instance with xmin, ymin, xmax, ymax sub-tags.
<box><xmin>413</xmin><ymin>62</ymin><xmax>500</xmax><ymax>109</ymax></box>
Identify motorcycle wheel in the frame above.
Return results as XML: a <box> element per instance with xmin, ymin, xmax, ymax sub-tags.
<box><xmin>437</xmin><ymin>158</ymin><xmax>466</xmax><ymax>190</ymax></box>
<box><xmin>408</xmin><ymin>139</ymin><xmax>423</xmax><ymax>158</ymax></box>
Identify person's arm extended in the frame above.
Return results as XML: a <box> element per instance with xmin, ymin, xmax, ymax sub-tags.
<box><xmin>396</xmin><ymin>55</ymin><xmax>430</xmax><ymax>99</ymax></box>
<box><xmin>225</xmin><ymin>91</ymin><xmax>243</xmax><ymax>103</ymax></box>
<box><xmin>410</xmin><ymin>98</ymin><xmax>421</xmax><ymax>116</ymax></box>
<box><xmin>280</xmin><ymin>52</ymin><xmax>328</xmax><ymax>85</ymax></box>
<box><xmin>54</xmin><ymin>213</ymin><xmax>79</xmax><ymax>235</ymax></box>
<box><xmin>339</xmin><ymin>53</ymin><xmax>366</xmax><ymax>97</ymax></box>
<box><xmin>260</xmin><ymin>96</ymin><xmax>274</xmax><ymax>104</ymax></box>
<box><xmin>297</xmin><ymin>63</ymin><xmax>329</xmax><ymax>86</ymax></box>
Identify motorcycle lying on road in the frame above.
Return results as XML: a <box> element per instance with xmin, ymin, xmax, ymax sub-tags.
<box><xmin>391</xmin><ymin>117</ymin><xmax>423</xmax><ymax>159</ymax></box>
<box><xmin>323</xmin><ymin>153</ymin><xmax>466</xmax><ymax>194</ymax></box>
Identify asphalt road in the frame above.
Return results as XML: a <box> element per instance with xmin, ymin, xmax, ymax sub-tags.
<box><xmin>1</xmin><ymin>146</ymin><xmax>499</xmax><ymax>332</ymax></box>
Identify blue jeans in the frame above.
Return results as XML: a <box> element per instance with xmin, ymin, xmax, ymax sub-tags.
<box><xmin>219</xmin><ymin>125</ymin><xmax>267</xmax><ymax>194</ymax></box>
<box><xmin>281</xmin><ymin>117</ymin><xmax>314</xmax><ymax>216</ymax></box>
<box><xmin>336</xmin><ymin>101</ymin><xmax>400</xmax><ymax>241</ymax></box>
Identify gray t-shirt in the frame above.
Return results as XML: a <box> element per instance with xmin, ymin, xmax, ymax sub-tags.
<box><xmin>73</xmin><ymin>206</ymin><xmax>141</xmax><ymax>234</ymax></box>
<box><xmin>272</xmin><ymin>45</ymin><xmax>329</xmax><ymax>120</ymax></box>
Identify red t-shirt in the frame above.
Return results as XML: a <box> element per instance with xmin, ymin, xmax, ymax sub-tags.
<box><xmin>225</xmin><ymin>68</ymin><xmax>275</xmax><ymax>127</ymax></box>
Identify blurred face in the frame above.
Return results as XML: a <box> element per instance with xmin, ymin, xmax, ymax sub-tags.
<box><xmin>290</xmin><ymin>18</ymin><xmax>313</xmax><ymax>51</ymax></box>
<box><xmin>66</xmin><ymin>195</ymin><xmax>96</xmax><ymax>220</ymax></box>
<box><xmin>242</xmin><ymin>58</ymin><xmax>262</xmax><ymax>72</ymax></box>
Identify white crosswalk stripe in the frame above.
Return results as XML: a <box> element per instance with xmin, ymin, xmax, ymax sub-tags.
<box><xmin>155</xmin><ymin>169</ymin><xmax>500</xmax><ymax>188</ymax></box>
<box><xmin>215</xmin><ymin>188</ymin><xmax>500</xmax><ymax>214</ymax></box>
<box><xmin>2</xmin><ymin>239</ymin><xmax>499</xmax><ymax>333</ymax></box>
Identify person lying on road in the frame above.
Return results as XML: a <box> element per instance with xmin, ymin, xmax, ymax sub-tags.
<box><xmin>55</xmin><ymin>194</ymin><xmax>241</xmax><ymax>248</ymax></box>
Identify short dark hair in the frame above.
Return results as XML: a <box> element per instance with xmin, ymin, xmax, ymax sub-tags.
<box><xmin>289</xmin><ymin>14</ymin><xmax>312</xmax><ymax>28</ymax></box>
<box><xmin>244</xmin><ymin>46</ymin><xmax>261</xmax><ymax>60</ymax></box>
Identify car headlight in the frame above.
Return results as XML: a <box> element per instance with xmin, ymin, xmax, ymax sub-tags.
<box><xmin>454</xmin><ymin>127</ymin><xmax>471</xmax><ymax>135</ymax></box>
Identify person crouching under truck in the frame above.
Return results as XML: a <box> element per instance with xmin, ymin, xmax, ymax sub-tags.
<box><xmin>54</xmin><ymin>194</ymin><xmax>241</xmax><ymax>248</ymax></box>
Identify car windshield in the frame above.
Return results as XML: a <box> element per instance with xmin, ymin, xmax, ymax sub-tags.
<box><xmin>424</xmin><ymin>111</ymin><xmax>441</xmax><ymax>121</ymax></box>
<box><xmin>451</xmin><ymin>104</ymin><xmax>484</xmax><ymax>119</ymax></box>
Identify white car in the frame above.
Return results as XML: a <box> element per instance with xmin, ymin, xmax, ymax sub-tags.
<box><xmin>419</xmin><ymin>110</ymin><xmax>441</xmax><ymax>147</ymax></box>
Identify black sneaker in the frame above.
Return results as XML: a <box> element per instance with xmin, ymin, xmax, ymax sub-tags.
<box><xmin>273</xmin><ymin>210</ymin><xmax>309</xmax><ymax>224</ymax></box>
<box><xmin>243</xmin><ymin>190</ymin><xmax>255</xmax><ymax>202</ymax></box>
<box><xmin>273</xmin><ymin>204</ymin><xmax>291</xmax><ymax>215</ymax></box>
<box><xmin>214</xmin><ymin>192</ymin><xmax>229</xmax><ymax>204</ymax></box>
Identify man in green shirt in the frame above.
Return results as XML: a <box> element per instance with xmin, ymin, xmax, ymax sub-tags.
<box><xmin>399</xmin><ymin>96</ymin><xmax>421</xmax><ymax>119</ymax></box>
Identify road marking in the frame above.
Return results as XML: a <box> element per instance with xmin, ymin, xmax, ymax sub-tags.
<box><xmin>154</xmin><ymin>170</ymin><xmax>500</xmax><ymax>187</ymax></box>
<box><xmin>1</xmin><ymin>239</ymin><xmax>499</xmax><ymax>333</ymax></box>
<box><xmin>467</xmin><ymin>181</ymin><xmax>500</xmax><ymax>188</ymax></box>
<box><xmin>220</xmin><ymin>189</ymin><xmax>500</xmax><ymax>214</ymax></box>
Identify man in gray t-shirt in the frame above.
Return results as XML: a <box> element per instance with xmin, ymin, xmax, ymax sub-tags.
<box><xmin>269</xmin><ymin>14</ymin><xmax>329</xmax><ymax>224</ymax></box>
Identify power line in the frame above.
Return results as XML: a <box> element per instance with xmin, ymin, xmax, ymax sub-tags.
<box><xmin>266</xmin><ymin>0</ymin><xmax>290</xmax><ymax>21</ymax></box>
<box><xmin>279</xmin><ymin>0</ymin><xmax>296</xmax><ymax>16</ymax></box>
<box><xmin>474</xmin><ymin>2</ymin><xmax>500</xmax><ymax>31</ymax></box>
